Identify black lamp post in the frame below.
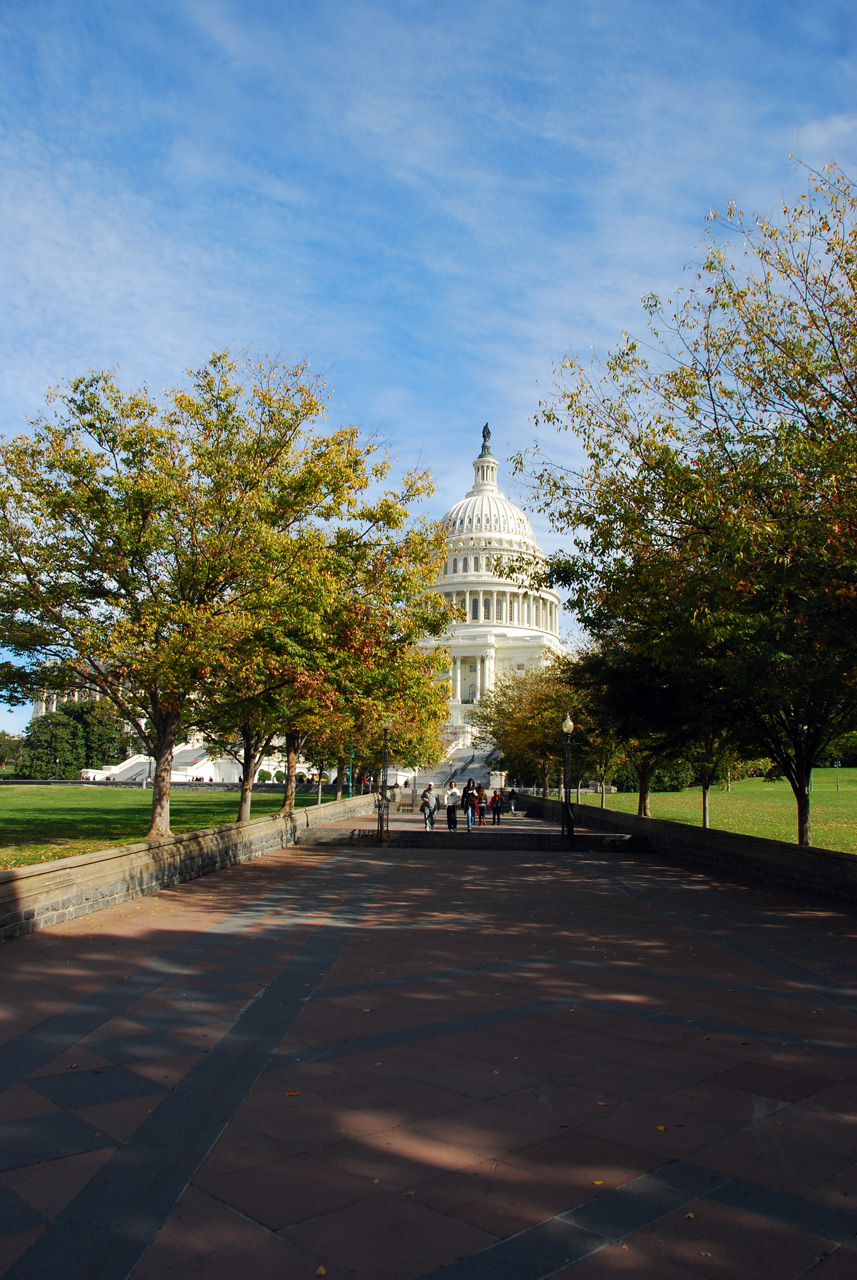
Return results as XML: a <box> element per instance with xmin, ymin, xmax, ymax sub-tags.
<box><xmin>377</xmin><ymin>721</ymin><xmax>392</xmax><ymax>839</ymax></box>
<box><xmin>561</xmin><ymin>713</ymin><xmax>575</xmax><ymax>843</ymax></box>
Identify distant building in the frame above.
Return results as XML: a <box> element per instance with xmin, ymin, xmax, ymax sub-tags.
<box><xmin>425</xmin><ymin>425</ymin><xmax>564</xmax><ymax>747</ymax></box>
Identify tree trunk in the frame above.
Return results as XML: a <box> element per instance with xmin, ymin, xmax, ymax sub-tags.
<box><xmin>600</xmin><ymin>777</ymin><xmax>606</xmax><ymax>809</ymax></box>
<box><xmin>316</xmin><ymin>761</ymin><xmax>325</xmax><ymax>806</ymax></box>
<box><xmin>146</xmin><ymin>714</ymin><xmax>181</xmax><ymax>837</ymax></box>
<box><xmin>334</xmin><ymin>756</ymin><xmax>345</xmax><ymax>802</ymax></box>
<box><xmin>702</xmin><ymin>778</ymin><xmax>710</xmax><ymax>829</ymax></box>
<box><xmin>636</xmin><ymin>761</ymin><xmax>653</xmax><ymax>818</ymax></box>
<box><xmin>793</xmin><ymin>781</ymin><xmax>812</xmax><ymax>847</ymax></box>
<box><xmin>541</xmin><ymin>761</ymin><xmax>549</xmax><ymax>799</ymax></box>
<box><xmin>278</xmin><ymin>730</ymin><xmax>301</xmax><ymax>814</ymax></box>
<box><xmin>576</xmin><ymin>778</ymin><xmax>582</xmax><ymax>805</ymax></box>
<box><xmin>237</xmin><ymin>768</ymin><xmax>255</xmax><ymax>823</ymax></box>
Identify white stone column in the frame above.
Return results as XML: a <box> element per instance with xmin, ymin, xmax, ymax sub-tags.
<box><xmin>478</xmin><ymin>656</ymin><xmax>485</xmax><ymax>699</ymax></box>
<box><xmin>453</xmin><ymin>656</ymin><xmax>461</xmax><ymax>700</ymax></box>
<box><xmin>486</xmin><ymin>645</ymin><xmax>496</xmax><ymax>692</ymax></box>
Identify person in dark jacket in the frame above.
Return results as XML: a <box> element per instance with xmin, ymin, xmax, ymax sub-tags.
<box><xmin>461</xmin><ymin>778</ymin><xmax>478</xmax><ymax>831</ymax></box>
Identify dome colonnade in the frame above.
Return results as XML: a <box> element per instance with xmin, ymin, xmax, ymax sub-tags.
<box><xmin>427</xmin><ymin>425</ymin><xmax>563</xmax><ymax>746</ymax></box>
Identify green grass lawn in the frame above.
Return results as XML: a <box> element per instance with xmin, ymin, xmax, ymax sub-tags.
<box><xmin>0</xmin><ymin>786</ymin><xmax>332</xmax><ymax>869</ymax></box>
<box><xmin>578</xmin><ymin>767</ymin><xmax>857</xmax><ymax>853</ymax></box>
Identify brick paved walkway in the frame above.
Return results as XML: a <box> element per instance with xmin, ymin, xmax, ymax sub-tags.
<box><xmin>0</xmin><ymin>813</ymin><xmax>856</xmax><ymax>1278</ymax></box>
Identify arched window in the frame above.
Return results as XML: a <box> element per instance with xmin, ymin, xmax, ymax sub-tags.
<box><xmin>484</xmin><ymin>554</ymin><xmax>491</xmax><ymax>570</ymax></box>
<box><xmin>471</xmin><ymin>597</ymin><xmax>479</xmax><ymax>620</ymax></box>
<box><xmin>452</xmin><ymin>558</ymin><xmax>458</xmax><ymax>573</ymax></box>
<box><xmin>483</xmin><ymin>598</ymin><xmax>491</xmax><ymax>620</ymax></box>
<box><xmin>496</xmin><ymin>598</ymin><xmax>503</xmax><ymax>621</ymax></box>
<box><xmin>474</xmin><ymin>555</ymin><xmax>480</xmax><ymax>571</ymax></box>
<box><xmin>462</xmin><ymin>556</ymin><xmax>469</xmax><ymax>573</ymax></box>
<box><xmin>443</xmin><ymin>562</ymin><xmax>448</xmax><ymax>576</ymax></box>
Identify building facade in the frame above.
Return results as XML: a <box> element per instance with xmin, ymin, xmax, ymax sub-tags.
<box><xmin>428</xmin><ymin>426</ymin><xmax>564</xmax><ymax>747</ymax></box>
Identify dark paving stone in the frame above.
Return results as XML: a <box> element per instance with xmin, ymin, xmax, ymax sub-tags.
<box><xmin>193</xmin><ymin>968</ymin><xmax>263</xmax><ymax>987</ymax></box>
<box><xmin>564</xmin><ymin>1162</ymin><xmax>728</xmax><ymax>1238</ymax></box>
<box><xmin>132</xmin><ymin>1008</ymin><xmax>227</xmax><ymax>1031</ymax></box>
<box><xmin>88</xmin><ymin>1035</ymin><xmax>197</xmax><ymax>1065</ymax></box>
<box><xmin>29</xmin><ymin>1067</ymin><xmax>164</xmax><ymax>1111</ymax></box>
<box><xmin>706</xmin><ymin>1064</ymin><xmax>834</xmax><ymax>1102</ymax></box>
<box><xmin>159</xmin><ymin>986</ymin><xmax>249</xmax><ymax>1006</ymax></box>
<box><xmin>707</xmin><ymin>1173</ymin><xmax>857</xmax><ymax>1244</ymax></box>
<box><xmin>0</xmin><ymin>1185</ymin><xmax>44</xmax><ymax>1236</ymax></box>
<box><xmin>419</xmin><ymin>1215</ymin><xmax>604</xmax><ymax>1279</ymax></box>
<box><xmin>0</xmin><ymin>1113</ymin><xmax>114</xmax><ymax>1172</ymax></box>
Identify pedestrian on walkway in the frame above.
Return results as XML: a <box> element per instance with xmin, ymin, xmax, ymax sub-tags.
<box><xmin>462</xmin><ymin>778</ymin><xmax>478</xmax><ymax>831</ymax></box>
<box><xmin>508</xmin><ymin>787</ymin><xmax>518</xmax><ymax>814</ymax></box>
<box><xmin>444</xmin><ymin>781</ymin><xmax>461</xmax><ymax>829</ymax></box>
<box><xmin>490</xmin><ymin>789</ymin><xmax>503</xmax><ymax>825</ymax></box>
<box><xmin>476</xmin><ymin>784</ymin><xmax>488</xmax><ymax>826</ymax></box>
<box><xmin>420</xmin><ymin>782</ymin><xmax>438</xmax><ymax>830</ymax></box>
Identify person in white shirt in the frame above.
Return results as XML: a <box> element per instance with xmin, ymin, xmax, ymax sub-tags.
<box><xmin>444</xmin><ymin>782</ymin><xmax>461</xmax><ymax>829</ymax></box>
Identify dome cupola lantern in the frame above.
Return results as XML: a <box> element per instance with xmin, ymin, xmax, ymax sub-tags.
<box><xmin>471</xmin><ymin>423</ymin><xmax>499</xmax><ymax>492</ymax></box>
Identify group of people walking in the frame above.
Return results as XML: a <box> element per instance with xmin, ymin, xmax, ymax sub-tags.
<box><xmin>420</xmin><ymin>780</ymin><xmax>518</xmax><ymax>831</ymax></box>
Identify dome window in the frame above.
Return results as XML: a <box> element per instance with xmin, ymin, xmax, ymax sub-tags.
<box><xmin>496</xmin><ymin>598</ymin><xmax>503</xmax><ymax>620</ymax></box>
<box><xmin>462</xmin><ymin>556</ymin><xmax>469</xmax><ymax>572</ymax></box>
<box><xmin>471</xmin><ymin>597</ymin><xmax>479</xmax><ymax>620</ymax></box>
<box><xmin>483</xmin><ymin>598</ymin><xmax>491</xmax><ymax>620</ymax></box>
<box><xmin>452</xmin><ymin>558</ymin><xmax>458</xmax><ymax>574</ymax></box>
<box><xmin>474</xmin><ymin>555</ymin><xmax>480</xmax><ymax>571</ymax></box>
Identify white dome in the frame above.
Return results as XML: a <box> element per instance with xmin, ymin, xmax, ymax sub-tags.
<box><xmin>440</xmin><ymin>428</ymin><xmax>537</xmax><ymax>550</ymax></box>
<box><xmin>441</xmin><ymin>491</ymin><xmax>536</xmax><ymax>547</ymax></box>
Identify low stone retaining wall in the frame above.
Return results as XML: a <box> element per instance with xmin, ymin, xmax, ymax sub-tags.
<box><xmin>523</xmin><ymin>795</ymin><xmax>857</xmax><ymax>905</ymax></box>
<box><xmin>0</xmin><ymin>793</ymin><xmax>375</xmax><ymax>941</ymax></box>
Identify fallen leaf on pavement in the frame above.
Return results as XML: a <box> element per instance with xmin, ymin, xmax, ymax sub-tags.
<box><xmin>282</xmin><ymin>1090</ymin><xmax>300</xmax><ymax>1097</ymax></box>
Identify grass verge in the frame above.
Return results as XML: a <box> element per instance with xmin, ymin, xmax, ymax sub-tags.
<box><xmin>577</xmin><ymin>767</ymin><xmax>857</xmax><ymax>854</ymax></box>
<box><xmin>0</xmin><ymin>786</ymin><xmax>335</xmax><ymax>869</ymax></box>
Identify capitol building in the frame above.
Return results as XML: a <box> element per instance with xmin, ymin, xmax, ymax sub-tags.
<box><xmin>426</xmin><ymin>425</ymin><xmax>564</xmax><ymax>747</ymax></box>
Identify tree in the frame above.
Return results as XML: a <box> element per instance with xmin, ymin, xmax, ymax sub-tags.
<box><xmin>191</xmin><ymin>496</ymin><xmax>453</xmax><ymax>822</ymax></box>
<box><xmin>0</xmin><ymin>730</ymin><xmax>22</xmax><ymax>769</ymax></box>
<box><xmin>15</xmin><ymin>711</ymin><xmax>85</xmax><ymax>779</ymax></box>
<box><xmin>520</xmin><ymin>163</ymin><xmax>857</xmax><ymax>845</ymax></box>
<box><xmin>54</xmin><ymin>699</ymin><xmax>132</xmax><ymax>769</ymax></box>
<box><xmin>470</xmin><ymin>664</ymin><xmax>570</xmax><ymax>796</ymax></box>
<box><xmin>0</xmin><ymin>352</ymin><xmax>451</xmax><ymax>836</ymax></box>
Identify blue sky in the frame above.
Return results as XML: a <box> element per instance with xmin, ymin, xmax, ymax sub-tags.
<box><xmin>1</xmin><ymin>0</ymin><xmax>856</xmax><ymax>731</ymax></box>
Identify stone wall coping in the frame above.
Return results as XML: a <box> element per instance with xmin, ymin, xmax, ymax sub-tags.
<box><xmin>0</xmin><ymin>793</ymin><xmax>374</xmax><ymax>896</ymax></box>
